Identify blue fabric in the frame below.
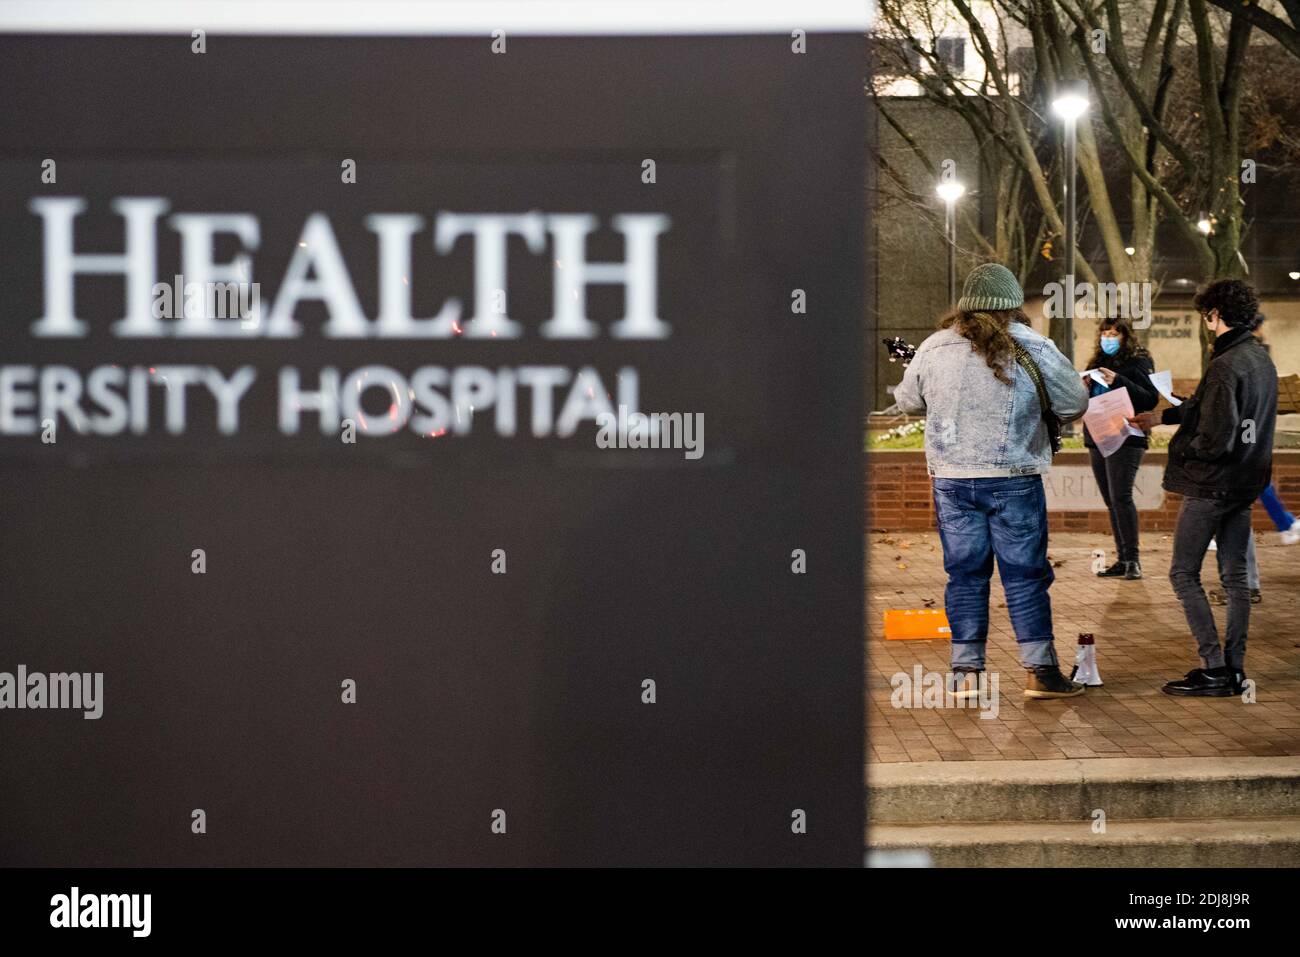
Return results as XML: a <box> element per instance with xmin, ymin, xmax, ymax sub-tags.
<box><xmin>1258</xmin><ymin>483</ymin><xmax>1295</xmax><ymax>532</ymax></box>
<box><xmin>1100</xmin><ymin>338</ymin><xmax>1121</xmax><ymax>356</ymax></box>
<box><xmin>932</xmin><ymin>475</ymin><xmax>1059</xmax><ymax>670</ymax></box>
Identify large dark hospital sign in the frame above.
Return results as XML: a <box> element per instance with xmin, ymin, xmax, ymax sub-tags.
<box><xmin>0</xmin><ymin>5</ymin><xmax>868</xmax><ymax>866</ymax></box>
<box><xmin>2</xmin><ymin>170</ymin><xmax>709</xmax><ymax>455</ymax></box>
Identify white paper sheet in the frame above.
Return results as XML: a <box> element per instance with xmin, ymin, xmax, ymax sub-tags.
<box><xmin>1148</xmin><ymin>369</ymin><xmax>1182</xmax><ymax>406</ymax></box>
<box><xmin>1081</xmin><ymin>368</ymin><xmax>1108</xmax><ymax>386</ymax></box>
<box><xmin>1084</xmin><ymin>386</ymin><xmax>1144</xmax><ymax>457</ymax></box>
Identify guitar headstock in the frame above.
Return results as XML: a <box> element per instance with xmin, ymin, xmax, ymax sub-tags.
<box><xmin>883</xmin><ymin>336</ymin><xmax>917</xmax><ymax>366</ymax></box>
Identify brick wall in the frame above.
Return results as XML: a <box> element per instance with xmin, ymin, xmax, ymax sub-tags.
<box><xmin>867</xmin><ymin>450</ymin><xmax>1300</xmax><ymax>533</ymax></box>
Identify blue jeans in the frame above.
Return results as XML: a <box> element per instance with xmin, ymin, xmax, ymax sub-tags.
<box><xmin>933</xmin><ymin>475</ymin><xmax>1059</xmax><ymax>670</ymax></box>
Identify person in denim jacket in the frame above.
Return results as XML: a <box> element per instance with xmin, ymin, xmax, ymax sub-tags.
<box><xmin>895</xmin><ymin>263</ymin><xmax>1089</xmax><ymax>699</ymax></box>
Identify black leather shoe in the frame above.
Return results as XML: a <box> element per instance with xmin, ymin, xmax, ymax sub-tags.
<box><xmin>1229</xmin><ymin>668</ymin><xmax>1249</xmax><ymax>695</ymax></box>
<box><xmin>1123</xmin><ymin>561</ymin><xmax>1142</xmax><ymax>580</ymax></box>
<box><xmin>1096</xmin><ymin>561</ymin><xmax>1126</xmax><ymax>578</ymax></box>
<box><xmin>1162</xmin><ymin>668</ymin><xmax>1234</xmax><ymax>697</ymax></box>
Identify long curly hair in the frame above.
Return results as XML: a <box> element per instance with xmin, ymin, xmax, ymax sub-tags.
<box><xmin>938</xmin><ymin>307</ymin><xmax>1028</xmax><ymax>385</ymax></box>
<box><xmin>1084</xmin><ymin>317</ymin><xmax>1149</xmax><ymax>370</ymax></box>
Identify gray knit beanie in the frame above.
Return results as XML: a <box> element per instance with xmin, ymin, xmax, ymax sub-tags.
<box><xmin>957</xmin><ymin>263</ymin><xmax>1024</xmax><ymax>312</ymax></box>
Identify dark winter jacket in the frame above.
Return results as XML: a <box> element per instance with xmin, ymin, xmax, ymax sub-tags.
<box><xmin>1160</xmin><ymin>327</ymin><xmax>1277</xmax><ymax>501</ymax></box>
<box><xmin>1083</xmin><ymin>352</ymin><xmax>1159</xmax><ymax>451</ymax></box>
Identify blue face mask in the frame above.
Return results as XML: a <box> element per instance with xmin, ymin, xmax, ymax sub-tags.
<box><xmin>1100</xmin><ymin>337</ymin><xmax>1121</xmax><ymax>356</ymax></box>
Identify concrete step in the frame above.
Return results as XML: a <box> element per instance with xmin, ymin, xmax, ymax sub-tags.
<box><xmin>870</xmin><ymin>818</ymin><xmax>1300</xmax><ymax>867</ymax></box>
<box><xmin>869</xmin><ymin>757</ymin><xmax>1300</xmax><ymax>823</ymax></box>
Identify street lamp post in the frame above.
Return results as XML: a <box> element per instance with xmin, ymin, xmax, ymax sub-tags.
<box><xmin>1051</xmin><ymin>89</ymin><xmax>1089</xmax><ymax>366</ymax></box>
<box><xmin>936</xmin><ymin>180</ymin><xmax>965</xmax><ymax>309</ymax></box>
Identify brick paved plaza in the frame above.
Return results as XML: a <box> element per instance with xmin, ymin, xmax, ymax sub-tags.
<box><xmin>868</xmin><ymin>532</ymin><xmax>1300</xmax><ymax>763</ymax></box>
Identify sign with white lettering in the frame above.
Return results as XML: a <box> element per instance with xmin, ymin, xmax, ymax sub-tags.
<box><xmin>0</xmin><ymin>32</ymin><xmax>866</xmax><ymax>867</ymax></box>
<box><xmin>0</xmin><ymin>159</ymin><xmax>717</xmax><ymax>456</ymax></box>
<box><xmin>1043</xmin><ymin>464</ymin><xmax>1167</xmax><ymax>510</ymax></box>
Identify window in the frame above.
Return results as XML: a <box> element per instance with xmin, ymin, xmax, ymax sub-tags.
<box><xmin>936</xmin><ymin>37</ymin><xmax>965</xmax><ymax>73</ymax></box>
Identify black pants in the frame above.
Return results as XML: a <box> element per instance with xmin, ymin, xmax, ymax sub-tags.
<box><xmin>1169</xmin><ymin>495</ymin><xmax>1253</xmax><ymax>670</ymax></box>
<box><xmin>1088</xmin><ymin>444</ymin><xmax>1144</xmax><ymax>562</ymax></box>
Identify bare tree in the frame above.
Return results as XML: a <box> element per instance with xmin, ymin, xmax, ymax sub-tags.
<box><xmin>872</xmin><ymin>0</ymin><xmax>1300</xmax><ymax>363</ymax></box>
<box><xmin>870</xmin><ymin>1</ymin><xmax>1075</xmax><ymax>288</ymax></box>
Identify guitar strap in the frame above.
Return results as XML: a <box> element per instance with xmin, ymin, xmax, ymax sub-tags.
<box><xmin>1011</xmin><ymin>341</ymin><xmax>1053</xmax><ymax>420</ymax></box>
<box><xmin>1011</xmin><ymin>340</ymin><xmax>1064</xmax><ymax>455</ymax></box>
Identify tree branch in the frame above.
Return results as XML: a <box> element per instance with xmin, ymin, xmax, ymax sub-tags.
<box><xmin>874</xmin><ymin>100</ymin><xmax>1001</xmax><ymax>260</ymax></box>
<box><xmin>948</xmin><ymin>1</ymin><xmax>1072</xmax><ymax>245</ymax></box>
<box><xmin>1189</xmin><ymin>0</ymin><xmax>1229</xmax><ymax>159</ymax></box>
<box><xmin>1220</xmin><ymin>8</ymin><xmax>1252</xmax><ymax>159</ymax></box>
<box><xmin>1203</xmin><ymin>0</ymin><xmax>1300</xmax><ymax>58</ymax></box>
<box><xmin>1060</xmin><ymin>0</ymin><xmax>1197</xmax><ymax>173</ymax></box>
<box><xmin>1070</xmin><ymin>24</ymin><xmax>1213</xmax><ymax>276</ymax></box>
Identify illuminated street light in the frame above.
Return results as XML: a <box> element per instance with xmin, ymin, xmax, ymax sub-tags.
<box><xmin>1197</xmin><ymin>217</ymin><xmax>1213</xmax><ymax>235</ymax></box>
<box><xmin>1289</xmin><ymin>271</ymin><xmax>1300</xmax><ymax>280</ymax></box>
<box><xmin>936</xmin><ymin>180</ymin><xmax>966</xmax><ymax>308</ymax></box>
<box><xmin>1124</xmin><ymin>246</ymin><xmax>1135</xmax><ymax>255</ymax></box>
<box><xmin>935</xmin><ymin>181</ymin><xmax>966</xmax><ymax>204</ymax></box>
<box><xmin>1050</xmin><ymin>92</ymin><xmax>1090</xmax><ymax>122</ymax></box>
<box><xmin>1051</xmin><ymin>86</ymin><xmax>1089</xmax><ymax>367</ymax></box>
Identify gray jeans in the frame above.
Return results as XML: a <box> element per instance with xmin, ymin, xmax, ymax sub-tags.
<box><xmin>1217</xmin><ymin>529</ymin><xmax>1259</xmax><ymax>591</ymax></box>
<box><xmin>1169</xmin><ymin>495</ymin><xmax>1253</xmax><ymax>670</ymax></box>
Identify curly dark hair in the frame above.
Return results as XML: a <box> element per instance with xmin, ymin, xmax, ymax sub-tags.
<box><xmin>1193</xmin><ymin>279</ymin><xmax>1259</xmax><ymax>329</ymax></box>
<box><xmin>1085</xmin><ymin>317</ymin><xmax>1150</xmax><ymax>370</ymax></box>
<box><xmin>938</xmin><ymin>307</ymin><xmax>1029</xmax><ymax>385</ymax></box>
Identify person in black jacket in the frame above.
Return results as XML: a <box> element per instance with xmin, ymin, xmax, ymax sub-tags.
<box><xmin>1128</xmin><ymin>280</ymin><xmax>1277</xmax><ymax>697</ymax></box>
<box><xmin>1084</xmin><ymin>318</ymin><xmax>1158</xmax><ymax>580</ymax></box>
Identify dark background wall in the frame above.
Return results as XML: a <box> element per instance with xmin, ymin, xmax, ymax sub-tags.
<box><xmin>0</xmin><ymin>33</ymin><xmax>867</xmax><ymax>866</ymax></box>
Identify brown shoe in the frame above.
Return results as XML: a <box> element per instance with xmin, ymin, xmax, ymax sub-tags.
<box><xmin>1211</xmin><ymin>589</ymin><xmax>1262</xmax><ymax>605</ymax></box>
<box><xmin>1024</xmin><ymin>666</ymin><xmax>1086</xmax><ymax>699</ymax></box>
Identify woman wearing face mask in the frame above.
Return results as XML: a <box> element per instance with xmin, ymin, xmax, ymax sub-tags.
<box><xmin>1085</xmin><ymin>318</ymin><xmax>1159</xmax><ymax>579</ymax></box>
